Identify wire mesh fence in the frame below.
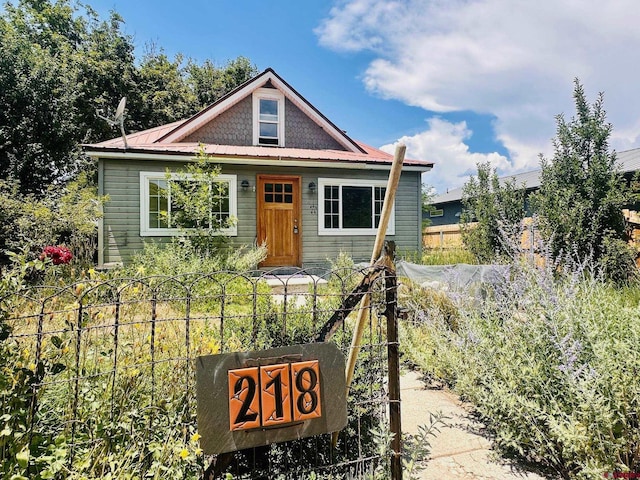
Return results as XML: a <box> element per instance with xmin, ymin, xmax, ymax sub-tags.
<box><xmin>1</xmin><ymin>266</ymin><xmax>398</xmax><ymax>479</ymax></box>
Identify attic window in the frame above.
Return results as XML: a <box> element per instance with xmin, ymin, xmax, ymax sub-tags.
<box><xmin>253</xmin><ymin>88</ymin><xmax>285</xmax><ymax>146</ymax></box>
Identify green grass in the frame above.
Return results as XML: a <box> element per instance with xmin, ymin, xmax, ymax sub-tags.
<box><xmin>399</xmin><ymin>248</ymin><xmax>477</xmax><ymax>266</ymax></box>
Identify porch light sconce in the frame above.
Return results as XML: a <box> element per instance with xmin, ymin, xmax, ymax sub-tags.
<box><xmin>308</xmin><ymin>181</ymin><xmax>316</xmax><ymax>193</ymax></box>
<box><xmin>241</xmin><ymin>179</ymin><xmax>250</xmax><ymax>192</ymax></box>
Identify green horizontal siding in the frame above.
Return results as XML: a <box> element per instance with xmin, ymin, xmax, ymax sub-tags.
<box><xmin>100</xmin><ymin>158</ymin><xmax>422</xmax><ymax>267</ymax></box>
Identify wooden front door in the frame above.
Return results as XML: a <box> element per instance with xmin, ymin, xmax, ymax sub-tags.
<box><xmin>257</xmin><ymin>175</ymin><xmax>301</xmax><ymax>267</ymax></box>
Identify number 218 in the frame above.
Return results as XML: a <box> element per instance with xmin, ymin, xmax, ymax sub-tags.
<box><xmin>228</xmin><ymin>360</ymin><xmax>322</xmax><ymax>431</ymax></box>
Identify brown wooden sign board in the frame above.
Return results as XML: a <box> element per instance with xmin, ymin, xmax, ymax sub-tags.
<box><xmin>196</xmin><ymin>342</ymin><xmax>347</xmax><ymax>454</ymax></box>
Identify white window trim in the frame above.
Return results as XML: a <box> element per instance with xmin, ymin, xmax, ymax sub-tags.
<box><xmin>252</xmin><ymin>87</ymin><xmax>285</xmax><ymax>147</ymax></box>
<box><xmin>139</xmin><ymin>171</ymin><xmax>237</xmax><ymax>237</ymax></box>
<box><xmin>318</xmin><ymin>177</ymin><xmax>395</xmax><ymax>236</ymax></box>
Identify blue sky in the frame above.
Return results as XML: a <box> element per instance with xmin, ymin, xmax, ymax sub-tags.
<box><xmin>89</xmin><ymin>0</ymin><xmax>640</xmax><ymax>194</ymax></box>
<box><xmin>88</xmin><ymin>1</ymin><xmax>432</xmax><ymax>147</ymax></box>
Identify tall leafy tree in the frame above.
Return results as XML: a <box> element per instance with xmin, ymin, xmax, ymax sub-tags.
<box><xmin>0</xmin><ymin>0</ymin><xmax>258</xmax><ymax>196</ymax></box>
<box><xmin>532</xmin><ymin>79</ymin><xmax>634</xmax><ymax>279</ymax></box>
<box><xmin>75</xmin><ymin>8</ymin><xmax>140</xmax><ymax>142</ymax></box>
<box><xmin>187</xmin><ymin>56</ymin><xmax>256</xmax><ymax>108</ymax></box>
<box><xmin>461</xmin><ymin>162</ymin><xmax>526</xmax><ymax>263</ymax></box>
<box><xmin>136</xmin><ymin>49</ymin><xmax>196</xmax><ymax>128</ymax></box>
<box><xmin>0</xmin><ymin>0</ymin><xmax>138</xmax><ymax>193</ymax></box>
<box><xmin>0</xmin><ymin>0</ymin><xmax>81</xmax><ymax>192</ymax></box>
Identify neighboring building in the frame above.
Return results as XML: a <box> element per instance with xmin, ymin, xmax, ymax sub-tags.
<box><xmin>85</xmin><ymin>68</ymin><xmax>433</xmax><ymax>268</ymax></box>
<box><xmin>424</xmin><ymin>148</ymin><xmax>640</xmax><ymax>248</ymax></box>
<box><xmin>427</xmin><ymin>170</ymin><xmax>541</xmax><ymax>227</ymax></box>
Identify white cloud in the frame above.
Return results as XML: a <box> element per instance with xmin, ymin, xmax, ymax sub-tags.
<box><xmin>317</xmin><ymin>0</ymin><xmax>640</xmax><ymax>183</ymax></box>
<box><xmin>380</xmin><ymin>118</ymin><xmax>511</xmax><ymax>192</ymax></box>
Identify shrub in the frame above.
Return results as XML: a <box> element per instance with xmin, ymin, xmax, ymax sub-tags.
<box><xmin>0</xmin><ymin>174</ymin><xmax>104</xmax><ymax>269</ymax></box>
<box><xmin>460</xmin><ymin>161</ymin><xmax>526</xmax><ymax>264</ymax></box>
<box><xmin>599</xmin><ymin>237</ymin><xmax>638</xmax><ymax>285</ymax></box>
<box><xmin>125</xmin><ymin>238</ymin><xmax>267</xmax><ymax>277</ymax></box>
<box><xmin>403</xmin><ymin>260</ymin><xmax>640</xmax><ymax>478</ymax></box>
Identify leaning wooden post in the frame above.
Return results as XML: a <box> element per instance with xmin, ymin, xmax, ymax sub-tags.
<box><xmin>333</xmin><ymin>144</ymin><xmax>406</xmax><ymax>447</ymax></box>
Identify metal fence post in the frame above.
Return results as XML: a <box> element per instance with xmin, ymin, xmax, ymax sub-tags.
<box><xmin>385</xmin><ymin>248</ymin><xmax>402</xmax><ymax>480</ymax></box>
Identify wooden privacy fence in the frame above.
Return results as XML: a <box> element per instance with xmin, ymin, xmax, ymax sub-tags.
<box><xmin>423</xmin><ymin>219</ymin><xmax>539</xmax><ymax>252</ymax></box>
<box><xmin>1</xmin><ymin>266</ymin><xmax>401</xmax><ymax>480</ymax></box>
<box><xmin>423</xmin><ymin>224</ymin><xmax>467</xmax><ymax>249</ymax></box>
<box><xmin>425</xmin><ymin>213</ymin><xmax>640</xmax><ymax>260</ymax></box>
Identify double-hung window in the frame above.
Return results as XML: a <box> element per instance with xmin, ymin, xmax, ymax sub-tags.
<box><xmin>253</xmin><ymin>88</ymin><xmax>285</xmax><ymax>146</ymax></box>
<box><xmin>318</xmin><ymin>178</ymin><xmax>395</xmax><ymax>236</ymax></box>
<box><xmin>140</xmin><ymin>171</ymin><xmax>237</xmax><ymax>236</ymax></box>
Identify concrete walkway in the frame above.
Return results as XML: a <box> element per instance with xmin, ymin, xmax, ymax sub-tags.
<box><xmin>400</xmin><ymin>370</ymin><xmax>549</xmax><ymax>480</ymax></box>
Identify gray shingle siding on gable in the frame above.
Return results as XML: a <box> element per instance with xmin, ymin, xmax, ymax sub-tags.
<box><xmin>284</xmin><ymin>99</ymin><xmax>346</xmax><ymax>150</ymax></box>
<box><xmin>184</xmin><ymin>96</ymin><xmax>253</xmax><ymax>145</ymax></box>
<box><xmin>183</xmin><ymin>96</ymin><xmax>346</xmax><ymax>150</ymax></box>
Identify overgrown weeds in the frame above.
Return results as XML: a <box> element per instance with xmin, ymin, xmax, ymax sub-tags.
<box><xmin>1</xmin><ymin>250</ymin><xmax>392</xmax><ymax>479</ymax></box>
<box><xmin>400</xmin><ymin>248</ymin><xmax>477</xmax><ymax>266</ymax></box>
<box><xmin>124</xmin><ymin>238</ymin><xmax>267</xmax><ymax>277</ymax></box>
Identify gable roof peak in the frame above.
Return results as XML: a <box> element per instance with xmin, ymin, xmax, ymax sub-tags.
<box><xmin>157</xmin><ymin>68</ymin><xmax>365</xmax><ymax>153</ymax></box>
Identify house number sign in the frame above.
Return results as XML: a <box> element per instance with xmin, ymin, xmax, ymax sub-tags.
<box><xmin>196</xmin><ymin>343</ymin><xmax>347</xmax><ymax>454</ymax></box>
<box><xmin>228</xmin><ymin>360</ymin><xmax>321</xmax><ymax>431</ymax></box>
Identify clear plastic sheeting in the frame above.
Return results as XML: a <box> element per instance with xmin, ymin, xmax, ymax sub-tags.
<box><xmin>396</xmin><ymin>260</ymin><xmax>509</xmax><ymax>301</ymax></box>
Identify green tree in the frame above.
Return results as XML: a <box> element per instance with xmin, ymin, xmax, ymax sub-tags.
<box><xmin>532</xmin><ymin>79</ymin><xmax>635</xmax><ymax>281</ymax></box>
<box><xmin>460</xmin><ymin>162</ymin><xmax>526</xmax><ymax>263</ymax></box>
<box><xmin>0</xmin><ymin>0</ymin><xmax>258</xmax><ymax>196</ymax></box>
<box><xmin>137</xmin><ymin>49</ymin><xmax>258</xmax><ymax>128</ymax></box>
<box><xmin>187</xmin><ymin>56</ymin><xmax>257</xmax><ymax>108</ymax></box>
<box><xmin>0</xmin><ymin>0</ymin><xmax>81</xmax><ymax>193</ymax></box>
<box><xmin>75</xmin><ymin>8</ymin><xmax>140</xmax><ymax>142</ymax></box>
<box><xmin>421</xmin><ymin>184</ymin><xmax>435</xmax><ymax>229</ymax></box>
<box><xmin>136</xmin><ymin>47</ymin><xmax>197</xmax><ymax>127</ymax></box>
<box><xmin>0</xmin><ymin>0</ymin><xmax>138</xmax><ymax>193</ymax></box>
<box><xmin>163</xmin><ymin>147</ymin><xmax>237</xmax><ymax>255</ymax></box>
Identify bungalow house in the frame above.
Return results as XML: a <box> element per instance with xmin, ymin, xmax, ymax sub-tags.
<box><xmin>85</xmin><ymin>68</ymin><xmax>433</xmax><ymax>268</ymax></box>
<box><xmin>424</xmin><ymin>148</ymin><xmax>640</xmax><ymax>249</ymax></box>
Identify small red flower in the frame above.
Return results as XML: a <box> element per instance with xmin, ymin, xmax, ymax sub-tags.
<box><xmin>40</xmin><ymin>245</ymin><xmax>73</xmax><ymax>265</ymax></box>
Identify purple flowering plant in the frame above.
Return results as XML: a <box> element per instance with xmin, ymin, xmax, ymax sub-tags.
<box><xmin>401</xmin><ymin>244</ymin><xmax>640</xmax><ymax>477</ymax></box>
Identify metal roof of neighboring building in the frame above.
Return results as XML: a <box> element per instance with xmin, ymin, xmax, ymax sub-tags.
<box><xmin>433</xmin><ymin>147</ymin><xmax>640</xmax><ymax>204</ymax></box>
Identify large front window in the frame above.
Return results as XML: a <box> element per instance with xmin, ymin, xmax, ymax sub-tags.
<box><xmin>318</xmin><ymin>178</ymin><xmax>394</xmax><ymax>236</ymax></box>
<box><xmin>140</xmin><ymin>172</ymin><xmax>237</xmax><ymax>236</ymax></box>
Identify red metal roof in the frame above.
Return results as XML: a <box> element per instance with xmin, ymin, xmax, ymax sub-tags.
<box><xmin>85</xmin><ymin>68</ymin><xmax>433</xmax><ymax>169</ymax></box>
<box><xmin>96</xmin><ymin>120</ymin><xmax>183</xmax><ymax>147</ymax></box>
<box><xmin>87</xmin><ymin>120</ymin><xmax>431</xmax><ymax>168</ymax></box>
<box><xmin>86</xmin><ymin>137</ymin><xmax>431</xmax><ymax>168</ymax></box>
